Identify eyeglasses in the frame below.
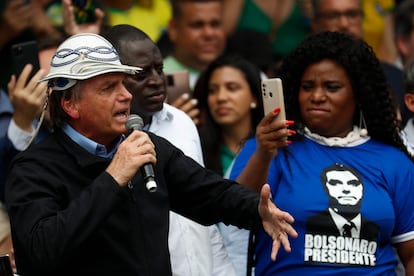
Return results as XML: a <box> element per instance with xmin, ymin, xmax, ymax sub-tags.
<box><xmin>316</xmin><ymin>9</ymin><xmax>363</xmax><ymax>24</ymax></box>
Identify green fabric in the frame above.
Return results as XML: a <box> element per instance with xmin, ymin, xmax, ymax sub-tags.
<box><xmin>220</xmin><ymin>145</ymin><xmax>236</xmax><ymax>176</ymax></box>
<box><xmin>237</xmin><ymin>0</ymin><xmax>310</xmax><ymax>57</ymax></box>
<box><xmin>163</xmin><ymin>55</ymin><xmax>199</xmax><ymax>75</ymax></box>
<box><xmin>163</xmin><ymin>55</ymin><xmax>201</xmax><ymax>90</ymax></box>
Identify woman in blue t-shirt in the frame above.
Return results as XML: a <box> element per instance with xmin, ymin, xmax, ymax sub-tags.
<box><xmin>230</xmin><ymin>31</ymin><xmax>414</xmax><ymax>275</ymax></box>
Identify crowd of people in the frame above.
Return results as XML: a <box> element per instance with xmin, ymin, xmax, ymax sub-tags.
<box><xmin>1</xmin><ymin>0</ymin><xmax>414</xmax><ymax>276</ymax></box>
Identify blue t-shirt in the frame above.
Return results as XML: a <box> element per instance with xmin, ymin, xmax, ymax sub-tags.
<box><xmin>230</xmin><ymin>136</ymin><xmax>414</xmax><ymax>275</ymax></box>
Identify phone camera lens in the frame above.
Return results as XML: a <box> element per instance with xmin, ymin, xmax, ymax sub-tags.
<box><xmin>13</xmin><ymin>46</ymin><xmax>23</xmax><ymax>56</ymax></box>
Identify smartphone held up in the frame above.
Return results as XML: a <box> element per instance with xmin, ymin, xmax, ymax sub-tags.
<box><xmin>72</xmin><ymin>0</ymin><xmax>96</xmax><ymax>24</ymax></box>
<box><xmin>11</xmin><ymin>40</ymin><xmax>40</xmax><ymax>82</ymax></box>
<box><xmin>165</xmin><ymin>71</ymin><xmax>191</xmax><ymax>104</ymax></box>
<box><xmin>261</xmin><ymin>78</ymin><xmax>286</xmax><ymax>122</ymax></box>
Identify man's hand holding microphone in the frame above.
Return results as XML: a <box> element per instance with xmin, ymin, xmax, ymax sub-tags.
<box><xmin>106</xmin><ymin>115</ymin><xmax>157</xmax><ymax>192</ymax></box>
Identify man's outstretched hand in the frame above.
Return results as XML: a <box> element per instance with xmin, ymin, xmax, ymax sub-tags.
<box><xmin>258</xmin><ymin>183</ymin><xmax>298</xmax><ymax>261</ymax></box>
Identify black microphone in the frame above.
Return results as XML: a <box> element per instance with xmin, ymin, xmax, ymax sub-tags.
<box><xmin>0</xmin><ymin>255</ymin><xmax>13</xmax><ymax>276</ymax></box>
<box><xmin>125</xmin><ymin>114</ymin><xmax>157</xmax><ymax>193</ymax></box>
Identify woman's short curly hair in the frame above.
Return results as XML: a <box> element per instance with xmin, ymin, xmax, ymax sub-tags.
<box><xmin>278</xmin><ymin>31</ymin><xmax>405</xmax><ymax>151</ymax></box>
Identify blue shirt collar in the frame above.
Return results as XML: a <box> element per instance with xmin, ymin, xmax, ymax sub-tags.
<box><xmin>0</xmin><ymin>89</ymin><xmax>13</xmax><ymax>114</ymax></box>
<box><xmin>62</xmin><ymin>124</ymin><xmax>124</xmax><ymax>158</ymax></box>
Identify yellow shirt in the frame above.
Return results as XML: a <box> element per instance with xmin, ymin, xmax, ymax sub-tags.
<box><xmin>362</xmin><ymin>0</ymin><xmax>395</xmax><ymax>55</ymax></box>
<box><xmin>108</xmin><ymin>0</ymin><xmax>171</xmax><ymax>42</ymax></box>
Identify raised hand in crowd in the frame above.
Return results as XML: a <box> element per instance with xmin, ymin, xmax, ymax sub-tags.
<box><xmin>0</xmin><ymin>0</ymin><xmax>33</xmax><ymax>48</ymax></box>
<box><xmin>7</xmin><ymin>65</ymin><xmax>47</xmax><ymax>133</ymax></box>
<box><xmin>170</xmin><ymin>93</ymin><xmax>200</xmax><ymax>125</ymax></box>
<box><xmin>29</xmin><ymin>1</ymin><xmax>62</xmax><ymax>39</ymax></box>
<box><xmin>62</xmin><ymin>0</ymin><xmax>105</xmax><ymax>36</ymax></box>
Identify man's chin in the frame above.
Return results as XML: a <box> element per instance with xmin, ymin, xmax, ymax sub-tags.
<box><xmin>133</xmin><ymin>105</ymin><xmax>163</xmax><ymax>117</ymax></box>
<box><xmin>148</xmin><ymin>102</ymin><xmax>164</xmax><ymax>112</ymax></box>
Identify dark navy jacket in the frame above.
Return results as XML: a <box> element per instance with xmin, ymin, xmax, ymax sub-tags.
<box><xmin>6</xmin><ymin>129</ymin><xmax>261</xmax><ymax>276</ymax></box>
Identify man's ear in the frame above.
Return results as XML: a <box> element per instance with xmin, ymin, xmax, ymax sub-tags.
<box><xmin>61</xmin><ymin>98</ymin><xmax>80</xmax><ymax>119</ymax></box>
<box><xmin>404</xmin><ymin>93</ymin><xmax>414</xmax><ymax>112</ymax></box>
<box><xmin>168</xmin><ymin>19</ymin><xmax>178</xmax><ymax>44</ymax></box>
<box><xmin>396</xmin><ymin>36</ymin><xmax>409</xmax><ymax>60</ymax></box>
<box><xmin>310</xmin><ymin>18</ymin><xmax>319</xmax><ymax>34</ymax></box>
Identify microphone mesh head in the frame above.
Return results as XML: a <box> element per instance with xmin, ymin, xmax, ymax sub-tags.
<box><xmin>125</xmin><ymin>114</ymin><xmax>144</xmax><ymax>131</ymax></box>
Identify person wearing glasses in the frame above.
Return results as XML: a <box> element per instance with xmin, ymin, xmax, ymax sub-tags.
<box><xmin>310</xmin><ymin>0</ymin><xmax>364</xmax><ymax>38</ymax></box>
<box><xmin>309</xmin><ymin>0</ymin><xmax>406</xmax><ymax>126</ymax></box>
<box><xmin>310</xmin><ymin>0</ymin><xmax>396</xmax><ymax>64</ymax></box>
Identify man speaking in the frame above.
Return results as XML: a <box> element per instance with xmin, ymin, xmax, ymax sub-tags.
<box><xmin>5</xmin><ymin>33</ymin><xmax>297</xmax><ymax>276</ymax></box>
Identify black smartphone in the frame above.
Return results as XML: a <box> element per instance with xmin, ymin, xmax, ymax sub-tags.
<box><xmin>11</xmin><ymin>40</ymin><xmax>40</xmax><ymax>81</ymax></box>
<box><xmin>72</xmin><ymin>0</ymin><xmax>96</xmax><ymax>24</ymax></box>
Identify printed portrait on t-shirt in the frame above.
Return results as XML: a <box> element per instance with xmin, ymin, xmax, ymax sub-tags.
<box><xmin>305</xmin><ymin>163</ymin><xmax>380</xmax><ymax>267</ymax></box>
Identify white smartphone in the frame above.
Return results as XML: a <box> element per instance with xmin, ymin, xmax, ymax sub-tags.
<box><xmin>261</xmin><ymin>78</ymin><xmax>286</xmax><ymax>122</ymax></box>
<box><xmin>165</xmin><ymin>70</ymin><xmax>191</xmax><ymax>104</ymax></box>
